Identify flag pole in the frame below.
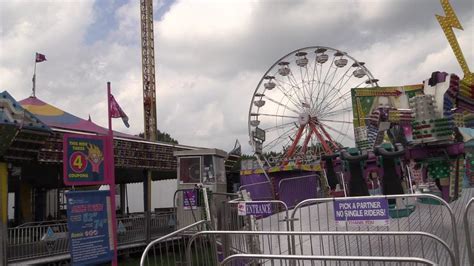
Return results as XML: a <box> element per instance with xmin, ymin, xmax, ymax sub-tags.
<box><xmin>107</xmin><ymin>82</ymin><xmax>118</xmax><ymax>266</ymax></box>
<box><xmin>32</xmin><ymin>56</ymin><xmax>37</xmax><ymax>97</ymax></box>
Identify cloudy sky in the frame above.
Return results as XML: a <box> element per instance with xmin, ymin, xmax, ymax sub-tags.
<box><xmin>1</xmin><ymin>0</ymin><xmax>472</xmax><ymax>154</ymax></box>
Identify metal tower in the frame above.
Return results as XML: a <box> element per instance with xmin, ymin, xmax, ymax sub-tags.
<box><xmin>140</xmin><ymin>0</ymin><xmax>158</xmax><ymax>141</ymax></box>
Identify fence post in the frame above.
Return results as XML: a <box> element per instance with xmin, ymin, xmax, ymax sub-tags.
<box><xmin>143</xmin><ymin>170</ymin><xmax>151</xmax><ymax>243</ymax></box>
<box><xmin>0</xmin><ymin>162</ymin><xmax>8</xmax><ymax>266</ymax></box>
<box><xmin>464</xmin><ymin>198</ymin><xmax>474</xmax><ymax>265</ymax></box>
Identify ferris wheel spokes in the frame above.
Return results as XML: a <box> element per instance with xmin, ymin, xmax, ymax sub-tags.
<box><xmin>249</xmin><ymin>46</ymin><xmax>377</xmax><ymax>166</ymax></box>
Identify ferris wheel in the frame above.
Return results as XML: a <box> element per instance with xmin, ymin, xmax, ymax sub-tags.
<box><xmin>248</xmin><ymin>46</ymin><xmax>378</xmax><ymax>166</ymax></box>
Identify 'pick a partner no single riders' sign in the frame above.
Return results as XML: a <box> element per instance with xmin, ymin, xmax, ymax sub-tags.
<box><xmin>334</xmin><ymin>198</ymin><xmax>389</xmax><ymax>226</ymax></box>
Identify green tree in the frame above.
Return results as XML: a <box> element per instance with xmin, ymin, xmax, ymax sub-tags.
<box><xmin>138</xmin><ymin>130</ymin><xmax>179</xmax><ymax>144</ymax></box>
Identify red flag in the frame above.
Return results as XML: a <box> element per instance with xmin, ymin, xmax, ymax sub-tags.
<box><xmin>109</xmin><ymin>94</ymin><xmax>130</xmax><ymax>128</ymax></box>
<box><xmin>35</xmin><ymin>53</ymin><xmax>47</xmax><ymax>63</ymax></box>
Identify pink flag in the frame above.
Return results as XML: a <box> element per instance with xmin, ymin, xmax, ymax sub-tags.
<box><xmin>35</xmin><ymin>53</ymin><xmax>47</xmax><ymax>63</ymax></box>
<box><xmin>109</xmin><ymin>94</ymin><xmax>130</xmax><ymax>128</ymax></box>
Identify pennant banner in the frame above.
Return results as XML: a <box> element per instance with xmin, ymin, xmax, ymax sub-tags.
<box><xmin>35</xmin><ymin>52</ymin><xmax>47</xmax><ymax>63</ymax></box>
<box><xmin>109</xmin><ymin>94</ymin><xmax>130</xmax><ymax>128</ymax></box>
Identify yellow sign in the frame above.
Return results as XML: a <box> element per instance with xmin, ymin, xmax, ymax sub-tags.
<box><xmin>436</xmin><ymin>0</ymin><xmax>473</xmax><ymax>85</ymax></box>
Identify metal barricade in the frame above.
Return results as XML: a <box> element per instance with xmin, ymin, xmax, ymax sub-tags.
<box><xmin>187</xmin><ymin>230</ymin><xmax>455</xmax><ymax>266</ymax></box>
<box><xmin>289</xmin><ymin>194</ymin><xmax>459</xmax><ymax>265</ymax></box>
<box><xmin>117</xmin><ymin>214</ymin><xmax>147</xmax><ymax>245</ymax></box>
<box><xmin>140</xmin><ymin>220</ymin><xmax>212</xmax><ymax>266</ymax></box>
<box><xmin>221</xmin><ymin>199</ymin><xmax>291</xmax><ymax>261</ymax></box>
<box><xmin>279</xmin><ymin>174</ymin><xmax>319</xmax><ymax>208</ymax></box>
<box><xmin>150</xmin><ymin>211</ymin><xmax>176</xmax><ymax>239</ymax></box>
<box><xmin>7</xmin><ymin>222</ymin><xmax>69</xmax><ymax>262</ymax></box>
<box><xmin>464</xmin><ymin>197</ymin><xmax>474</xmax><ymax>265</ymax></box>
<box><xmin>220</xmin><ymin>254</ymin><xmax>438</xmax><ymax>266</ymax></box>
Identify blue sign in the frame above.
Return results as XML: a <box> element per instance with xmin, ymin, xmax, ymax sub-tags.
<box><xmin>334</xmin><ymin>198</ymin><xmax>389</xmax><ymax>226</ymax></box>
<box><xmin>237</xmin><ymin>202</ymin><xmax>273</xmax><ymax>216</ymax></box>
<box><xmin>66</xmin><ymin>190</ymin><xmax>114</xmax><ymax>265</ymax></box>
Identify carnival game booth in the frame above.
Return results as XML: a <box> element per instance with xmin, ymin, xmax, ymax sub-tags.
<box><xmin>0</xmin><ymin>91</ymin><xmax>199</xmax><ymax>264</ymax></box>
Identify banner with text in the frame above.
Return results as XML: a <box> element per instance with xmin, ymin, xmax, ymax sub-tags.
<box><xmin>334</xmin><ymin>198</ymin><xmax>389</xmax><ymax>226</ymax></box>
<box><xmin>63</xmin><ymin>134</ymin><xmax>109</xmax><ymax>185</ymax></box>
<box><xmin>66</xmin><ymin>190</ymin><xmax>114</xmax><ymax>265</ymax></box>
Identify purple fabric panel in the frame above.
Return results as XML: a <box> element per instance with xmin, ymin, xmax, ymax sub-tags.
<box><xmin>279</xmin><ymin>174</ymin><xmax>319</xmax><ymax>208</ymax></box>
<box><xmin>240</xmin><ymin>173</ymin><xmax>268</xmax><ymax>186</ymax></box>
<box><xmin>240</xmin><ymin>182</ymin><xmax>274</xmax><ymax>200</ymax></box>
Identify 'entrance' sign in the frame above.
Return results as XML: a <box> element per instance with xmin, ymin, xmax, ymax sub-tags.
<box><xmin>237</xmin><ymin>202</ymin><xmax>273</xmax><ymax>216</ymax></box>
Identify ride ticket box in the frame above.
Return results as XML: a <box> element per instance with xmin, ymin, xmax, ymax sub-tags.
<box><xmin>174</xmin><ymin>148</ymin><xmax>228</xmax><ymax>229</ymax></box>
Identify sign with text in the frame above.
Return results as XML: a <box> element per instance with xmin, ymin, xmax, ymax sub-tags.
<box><xmin>183</xmin><ymin>189</ymin><xmax>198</xmax><ymax>210</ymax></box>
<box><xmin>334</xmin><ymin>198</ymin><xmax>389</xmax><ymax>226</ymax></box>
<box><xmin>237</xmin><ymin>202</ymin><xmax>273</xmax><ymax>216</ymax></box>
<box><xmin>63</xmin><ymin>134</ymin><xmax>109</xmax><ymax>185</ymax></box>
<box><xmin>66</xmin><ymin>190</ymin><xmax>114</xmax><ymax>265</ymax></box>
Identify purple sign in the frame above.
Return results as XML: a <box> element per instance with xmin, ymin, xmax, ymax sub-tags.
<box><xmin>334</xmin><ymin>198</ymin><xmax>389</xmax><ymax>226</ymax></box>
<box><xmin>183</xmin><ymin>189</ymin><xmax>197</xmax><ymax>210</ymax></box>
<box><xmin>237</xmin><ymin>202</ymin><xmax>273</xmax><ymax>216</ymax></box>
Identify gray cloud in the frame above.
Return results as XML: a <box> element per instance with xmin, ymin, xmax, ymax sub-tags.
<box><xmin>1</xmin><ymin>0</ymin><xmax>472</xmax><ymax>155</ymax></box>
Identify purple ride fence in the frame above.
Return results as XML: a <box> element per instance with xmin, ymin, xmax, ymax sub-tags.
<box><xmin>278</xmin><ymin>174</ymin><xmax>319</xmax><ymax>208</ymax></box>
<box><xmin>239</xmin><ymin>181</ymin><xmax>274</xmax><ymax>201</ymax></box>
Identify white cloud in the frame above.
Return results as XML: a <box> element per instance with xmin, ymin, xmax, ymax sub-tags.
<box><xmin>1</xmin><ymin>0</ymin><xmax>473</xmax><ymax>156</ymax></box>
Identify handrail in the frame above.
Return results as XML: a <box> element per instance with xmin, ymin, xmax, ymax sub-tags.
<box><xmin>15</xmin><ymin>220</ymin><xmax>67</xmax><ymax>228</ymax></box>
<box><xmin>220</xmin><ymin>254</ymin><xmax>437</xmax><ymax>265</ymax></box>
<box><xmin>139</xmin><ymin>220</ymin><xmax>211</xmax><ymax>266</ymax></box>
<box><xmin>187</xmin><ymin>230</ymin><xmax>456</xmax><ymax>266</ymax></box>
<box><xmin>212</xmin><ymin>192</ymin><xmax>239</xmax><ymax>197</ymax></box>
<box><xmin>239</xmin><ymin>180</ymin><xmax>272</xmax><ymax>190</ymax></box>
<box><xmin>464</xmin><ymin>197</ymin><xmax>474</xmax><ymax>265</ymax></box>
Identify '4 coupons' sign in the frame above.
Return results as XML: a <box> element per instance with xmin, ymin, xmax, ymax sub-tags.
<box><xmin>334</xmin><ymin>198</ymin><xmax>389</xmax><ymax>226</ymax></box>
<box><xmin>63</xmin><ymin>134</ymin><xmax>110</xmax><ymax>185</ymax></box>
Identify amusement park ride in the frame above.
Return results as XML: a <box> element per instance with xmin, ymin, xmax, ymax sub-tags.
<box><xmin>242</xmin><ymin>0</ymin><xmax>474</xmax><ymax>211</ymax></box>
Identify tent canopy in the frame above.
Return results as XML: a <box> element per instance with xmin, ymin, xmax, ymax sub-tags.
<box><xmin>19</xmin><ymin>96</ymin><xmax>141</xmax><ymax>139</ymax></box>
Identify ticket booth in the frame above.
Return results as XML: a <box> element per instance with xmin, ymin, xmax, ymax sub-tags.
<box><xmin>173</xmin><ymin>149</ymin><xmax>227</xmax><ymax>228</ymax></box>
